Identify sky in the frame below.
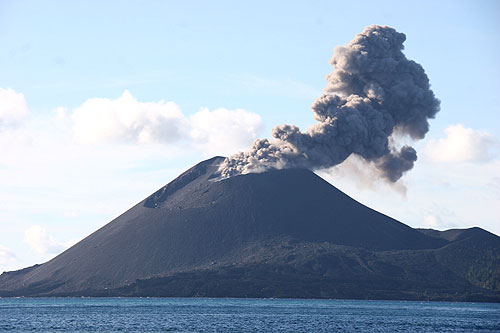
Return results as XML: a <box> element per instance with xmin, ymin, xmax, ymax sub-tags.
<box><xmin>0</xmin><ymin>0</ymin><xmax>499</xmax><ymax>273</ymax></box>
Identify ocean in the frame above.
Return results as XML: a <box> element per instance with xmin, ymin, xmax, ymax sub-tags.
<box><xmin>0</xmin><ymin>298</ymin><xmax>498</xmax><ymax>332</ymax></box>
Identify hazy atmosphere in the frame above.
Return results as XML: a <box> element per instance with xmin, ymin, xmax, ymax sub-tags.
<box><xmin>0</xmin><ymin>0</ymin><xmax>499</xmax><ymax>274</ymax></box>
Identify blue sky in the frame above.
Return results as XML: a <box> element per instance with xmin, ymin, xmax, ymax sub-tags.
<box><xmin>0</xmin><ymin>0</ymin><xmax>499</xmax><ymax>272</ymax></box>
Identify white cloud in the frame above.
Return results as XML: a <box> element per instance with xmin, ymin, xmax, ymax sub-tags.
<box><xmin>0</xmin><ymin>88</ymin><xmax>29</xmax><ymax>130</ymax></box>
<box><xmin>54</xmin><ymin>106</ymin><xmax>68</xmax><ymax>121</ymax></box>
<box><xmin>71</xmin><ymin>90</ymin><xmax>264</xmax><ymax>156</ymax></box>
<box><xmin>423</xmin><ymin>215</ymin><xmax>441</xmax><ymax>228</ymax></box>
<box><xmin>424</xmin><ymin>124</ymin><xmax>499</xmax><ymax>163</ymax></box>
<box><xmin>189</xmin><ymin>107</ymin><xmax>263</xmax><ymax>156</ymax></box>
<box><xmin>421</xmin><ymin>214</ymin><xmax>457</xmax><ymax>230</ymax></box>
<box><xmin>0</xmin><ymin>244</ymin><xmax>16</xmax><ymax>265</ymax></box>
<box><xmin>318</xmin><ymin>154</ymin><xmax>408</xmax><ymax>196</ymax></box>
<box><xmin>24</xmin><ymin>225</ymin><xmax>66</xmax><ymax>255</ymax></box>
<box><xmin>73</xmin><ymin>90</ymin><xmax>187</xmax><ymax>144</ymax></box>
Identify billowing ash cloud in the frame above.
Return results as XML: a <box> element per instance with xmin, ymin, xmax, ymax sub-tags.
<box><xmin>219</xmin><ymin>25</ymin><xmax>440</xmax><ymax>182</ymax></box>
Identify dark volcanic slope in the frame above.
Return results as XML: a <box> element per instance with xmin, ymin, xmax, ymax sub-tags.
<box><xmin>1</xmin><ymin>157</ymin><xmax>498</xmax><ymax>300</ymax></box>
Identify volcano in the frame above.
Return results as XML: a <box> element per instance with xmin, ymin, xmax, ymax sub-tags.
<box><xmin>1</xmin><ymin>157</ymin><xmax>499</xmax><ymax>301</ymax></box>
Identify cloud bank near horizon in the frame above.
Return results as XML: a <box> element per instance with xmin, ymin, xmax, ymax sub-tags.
<box><xmin>1</xmin><ymin>78</ymin><xmax>500</xmax><ymax>272</ymax></box>
<box><xmin>0</xmin><ymin>244</ymin><xmax>16</xmax><ymax>266</ymax></box>
<box><xmin>24</xmin><ymin>225</ymin><xmax>67</xmax><ymax>255</ymax></box>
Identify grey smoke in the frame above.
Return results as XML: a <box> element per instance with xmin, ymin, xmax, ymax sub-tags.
<box><xmin>219</xmin><ymin>25</ymin><xmax>440</xmax><ymax>182</ymax></box>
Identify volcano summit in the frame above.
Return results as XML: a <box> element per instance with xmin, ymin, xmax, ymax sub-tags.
<box><xmin>1</xmin><ymin>156</ymin><xmax>498</xmax><ymax>301</ymax></box>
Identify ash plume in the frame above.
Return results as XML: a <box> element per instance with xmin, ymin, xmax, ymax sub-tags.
<box><xmin>219</xmin><ymin>25</ymin><xmax>440</xmax><ymax>182</ymax></box>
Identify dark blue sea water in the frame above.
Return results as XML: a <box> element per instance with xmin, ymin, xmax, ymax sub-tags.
<box><xmin>0</xmin><ymin>298</ymin><xmax>498</xmax><ymax>332</ymax></box>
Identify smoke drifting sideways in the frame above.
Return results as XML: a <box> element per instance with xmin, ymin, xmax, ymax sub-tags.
<box><xmin>219</xmin><ymin>25</ymin><xmax>440</xmax><ymax>182</ymax></box>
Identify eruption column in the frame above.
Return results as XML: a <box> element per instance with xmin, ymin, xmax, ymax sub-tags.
<box><xmin>220</xmin><ymin>25</ymin><xmax>440</xmax><ymax>182</ymax></box>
